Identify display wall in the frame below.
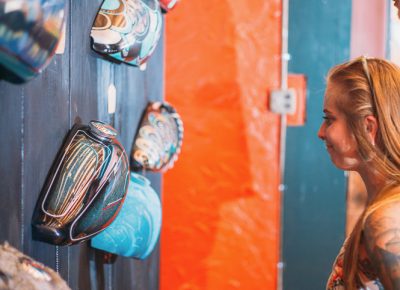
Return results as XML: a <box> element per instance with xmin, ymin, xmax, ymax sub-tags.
<box><xmin>0</xmin><ymin>1</ymin><xmax>163</xmax><ymax>289</ymax></box>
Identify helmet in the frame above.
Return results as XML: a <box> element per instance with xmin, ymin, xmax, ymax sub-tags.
<box><xmin>91</xmin><ymin>173</ymin><xmax>161</xmax><ymax>260</ymax></box>
<box><xmin>0</xmin><ymin>0</ymin><xmax>66</xmax><ymax>83</ymax></box>
<box><xmin>131</xmin><ymin>102</ymin><xmax>184</xmax><ymax>172</ymax></box>
<box><xmin>158</xmin><ymin>0</ymin><xmax>179</xmax><ymax>13</ymax></box>
<box><xmin>91</xmin><ymin>0</ymin><xmax>162</xmax><ymax>67</ymax></box>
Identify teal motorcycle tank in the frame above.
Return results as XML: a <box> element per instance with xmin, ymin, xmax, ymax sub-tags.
<box><xmin>91</xmin><ymin>172</ymin><xmax>161</xmax><ymax>259</ymax></box>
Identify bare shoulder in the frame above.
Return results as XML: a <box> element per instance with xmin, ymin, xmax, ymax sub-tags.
<box><xmin>363</xmin><ymin>199</ymin><xmax>400</xmax><ymax>290</ymax></box>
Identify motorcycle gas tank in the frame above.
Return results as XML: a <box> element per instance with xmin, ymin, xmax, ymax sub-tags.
<box><xmin>91</xmin><ymin>0</ymin><xmax>162</xmax><ymax>67</ymax></box>
<box><xmin>91</xmin><ymin>172</ymin><xmax>161</xmax><ymax>259</ymax></box>
<box><xmin>32</xmin><ymin>121</ymin><xmax>130</xmax><ymax>246</ymax></box>
<box><xmin>0</xmin><ymin>0</ymin><xmax>66</xmax><ymax>82</ymax></box>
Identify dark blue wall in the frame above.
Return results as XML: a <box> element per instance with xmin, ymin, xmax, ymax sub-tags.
<box><xmin>0</xmin><ymin>1</ymin><xmax>163</xmax><ymax>289</ymax></box>
<box><xmin>283</xmin><ymin>1</ymin><xmax>351</xmax><ymax>289</ymax></box>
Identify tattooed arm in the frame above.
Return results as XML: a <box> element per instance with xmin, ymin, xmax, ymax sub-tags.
<box><xmin>364</xmin><ymin>201</ymin><xmax>400</xmax><ymax>290</ymax></box>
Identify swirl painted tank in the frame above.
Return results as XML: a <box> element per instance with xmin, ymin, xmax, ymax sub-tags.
<box><xmin>131</xmin><ymin>102</ymin><xmax>184</xmax><ymax>172</ymax></box>
<box><xmin>90</xmin><ymin>0</ymin><xmax>162</xmax><ymax>67</ymax></box>
<box><xmin>31</xmin><ymin>121</ymin><xmax>130</xmax><ymax>246</ymax></box>
<box><xmin>0</xmin><ymin>0</ymin><xmax>66</xmax><ymax>82</ymax></box>
<box><xmin>91</xmin><ymin>172</ymin><xmax>161</xmax><ymax>259</ymax></box>
<box><xmin>0</xmin><ymin>242</ymin><xmax>71</xmax><ymax>290</ymax></box>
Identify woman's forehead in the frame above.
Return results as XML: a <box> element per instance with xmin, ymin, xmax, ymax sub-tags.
<box><xmin>324</xmin><ymin>84</ymin><xmax>338</xmax><ymax>103</ymax></box>
<box><xmin>323</xmin><ymin>82</ymin><xmax>345</xmax><ymax>111</ymax></box>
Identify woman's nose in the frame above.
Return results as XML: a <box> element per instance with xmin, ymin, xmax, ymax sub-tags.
<box><xmin>317</xmin><ymin>123</ymin><xmax>325</xmax><ymax>140</ymax></box>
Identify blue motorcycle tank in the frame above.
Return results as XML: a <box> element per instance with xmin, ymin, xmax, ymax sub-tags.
<box><xmin>91</xmin><ymin>172</ymin><xmax>161</xmax><ymax>259</ymax></box>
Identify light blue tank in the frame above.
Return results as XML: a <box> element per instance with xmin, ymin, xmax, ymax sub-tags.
<box><xmin>91</xmin><ymin>172</ymin><xmax>161</xmax><ymax>259</ymax></box>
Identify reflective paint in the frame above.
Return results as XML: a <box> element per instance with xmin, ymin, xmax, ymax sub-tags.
<box><xmin>91</xmin><ymin>173</ymin><xmax>161</xmax><ymax>259</ymax></box>
<box><xmin>31</xmin><ymin>121</ymin><xmax>130</xmax><ymax>246</ymax></box>
<box><xmin>91</xmin><ymin>0</ymin><xmax>162</xmax><ymax>67</ymax></box>
<box><xmin>0</xmin><ymin>0</ymin><xmax>66</xmax><ymax>82</ymax></box>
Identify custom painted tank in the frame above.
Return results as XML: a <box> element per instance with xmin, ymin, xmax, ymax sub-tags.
<box><xmin>31</xmin><ymin>121</ymin><xmax>130</xmax><ymax>246</ymax></box>
<box><xmin>91</xmin><ymin>172</ymin><xmax>161</xmax><ymax>259</ymax></box>
<box><xmin>0</xmin><ymin>0</ymin><xmax>66</xmax><ymax>82</ymax></box>
<box><xmin>91</xmin><ymin>0</ymin><xmax>162</xmax><ymax>67</ymax></box>
<box><xmin>131</xmin><ymin>102</ymin><xmax>183</xmax><ymax>172</ymax></box>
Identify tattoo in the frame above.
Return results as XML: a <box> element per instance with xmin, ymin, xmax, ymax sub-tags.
<box><xmin>373</xmin><ymin>280</ymin><xmax>385</xmax><ymax>290</ymax></box>
<box><xmin>364</xmin><ymin>205</ymin><xmax>400</xmax><ymax>289</ymax></box>
<box><xmin>373</xmin><ymin>246</ymin><xmax>400</xmax><ymax>288</ymax></box>
<box><xmin>0</xmin><ymin>271</ymin><xmax>9</xmax><ymax>286</ymax></box>
<box><xmin>359</xmin><ymin>257</ymin><xmax>376</xmax><ymax>280</ymax></box>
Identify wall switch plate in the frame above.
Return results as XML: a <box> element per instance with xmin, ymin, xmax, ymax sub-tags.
<box><xmin>108</xmin><ymin>83</ymin><xmax>117</xmax><ymax>114</ymax></box>
<box><xmin>269</xmin><ymin>89</ymin><xmax>297</xmax><ymax>114</ymax></box>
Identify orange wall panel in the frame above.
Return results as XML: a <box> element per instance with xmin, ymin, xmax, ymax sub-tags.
<box><xmin>162</xmin><ymin>0</ymin><xmax>282</xmax><ymax>289</ymax></box>
<box><xmin>287</xmin><ymin>74</ymin><xmax>307</xmax><ymax>126</ymax></box>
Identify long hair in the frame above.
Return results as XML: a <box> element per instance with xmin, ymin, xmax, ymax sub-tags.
<box><xmin>326</xmin><ymin>57</ymin><xmax>400</xmax><ymax>289</ymax></box>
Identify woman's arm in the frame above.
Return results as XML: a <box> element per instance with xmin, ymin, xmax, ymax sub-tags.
<box><xmin>364</xmin><ymin>202</ymin><xmax>400</xmax><ymax>290</ymax></box>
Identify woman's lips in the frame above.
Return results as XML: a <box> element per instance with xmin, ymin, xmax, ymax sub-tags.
<box><xmin>325</xmin><ymin>143</ymin><xmax>333</xmax><ymax>150</ymax></box>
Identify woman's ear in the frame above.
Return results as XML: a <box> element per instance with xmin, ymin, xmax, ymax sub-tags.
<box><xmin>364</xmin><ymin>115</ymin><xmax>378</xmax><ymax>145</ymax></box>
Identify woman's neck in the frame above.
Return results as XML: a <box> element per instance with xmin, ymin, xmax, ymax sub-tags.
<box><xmin>357</xmin><ymin>166</ymin><xmax>387</xmax><ymax>203</ymax></box>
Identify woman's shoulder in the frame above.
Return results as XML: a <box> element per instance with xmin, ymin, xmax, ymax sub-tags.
<box><xmin>362</xmin><ymin>186</ymin><xmax>400</xmax><ymax>289</ymax></box>
<box><xmin>364</xmin><ymin>185</ymin><xmax>400</xmax><ymax>221</ymax></box>
<box><xmin>363</xmin><ymin>199</ymin><xmax>400</xmax><ymax>240</ymax></box>
<box><xmin>363</xmin><ymin>187</ymin><xmax>400</xmax><ymax>238</ymax></box>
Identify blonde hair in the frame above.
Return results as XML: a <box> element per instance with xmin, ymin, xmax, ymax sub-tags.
<box><xmin>326</xmin><ymin>57</ymin><xmax>400</xmax><ymax>289</ymax></box>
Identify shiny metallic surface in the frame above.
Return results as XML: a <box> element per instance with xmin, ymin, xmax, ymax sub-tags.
<box><xmin>31</xmin><ymin>122</ymin><xmax>130</xmax><ymax>246</ymax></box>
<box><xmin>91</xmin><ymin>172</ymin><xmax>162</xmax><ymax>259</ymax></box>
<box><xmin>91</xmin><ymin>0</ymin><xmax>162</xmax><ymax>67</ymax></box>
<box><xmin>0</xmin><ymin>0</ymin><xmax>66</xmax><ymax>82</ymax></box>
<box><xmin>89</xmin><ymin>120</ymin><xmax>118</xmax><ymax>140</ymax></box>
<box><xmin>131</xmin><ymin>102</ymin><xmax>183</xmax><ymax>172</ymax></box>
<box><xmin>278</xmin><ymin>0</ymin><xmax>290</xmax><ymax>288</ymax></box>
<box><xmin>0</xmin><ymin>242</ymin><xmax>71</xmax><ymax>290</ymax></box>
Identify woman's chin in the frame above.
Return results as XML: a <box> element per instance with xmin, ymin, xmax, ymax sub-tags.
<box><xmin>329</xmin><ymin>155</ymin><xmax>359</xmax><ymax>171</ymax></box>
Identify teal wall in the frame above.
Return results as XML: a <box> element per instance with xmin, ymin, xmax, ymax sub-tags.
<box><xmin>283</xmin><ymin>1</ymin><xmax>351</xmax><ymax>289</ymax></box>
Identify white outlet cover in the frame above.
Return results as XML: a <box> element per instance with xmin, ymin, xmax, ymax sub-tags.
<box><xmin>270</xmin><ymin>89</ymin><xmax>297</xmax><ymax>115</ymax></box>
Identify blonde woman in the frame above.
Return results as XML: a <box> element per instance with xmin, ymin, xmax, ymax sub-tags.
<box><xmin>318</xmin><ymin>57</ymin><xmax>400</xmax><ymax>290</ymax></box>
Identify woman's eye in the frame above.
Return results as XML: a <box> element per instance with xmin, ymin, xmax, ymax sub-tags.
<box><xmin>323</xmin><ymin>116</ymin><xmax>332</xmax><ymax>125</ymax></box>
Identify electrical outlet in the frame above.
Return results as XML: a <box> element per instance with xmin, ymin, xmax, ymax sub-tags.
<box><xmin>270</xmin><ymin>89</ymin><xmax>296</xmax><ymax>114</ymax></box>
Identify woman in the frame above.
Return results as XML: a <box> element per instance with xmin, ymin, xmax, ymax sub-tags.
<box><xmin>318</xmin><ymin>56</ymin><xmax>400</xmax><ymax>290</ymax></box>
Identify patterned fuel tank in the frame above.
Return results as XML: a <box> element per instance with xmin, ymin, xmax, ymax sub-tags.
<box><xmin>131</xmin><ymin>102</ymin><xmax>183</xmax><ymax>172</ymax></box>
<box><xmin>91</xmin><ymin>172</ymin><xmax>161</xmax><ymax>259</ymax></box>
<box><xmin>0</xmin><ymin>0</ymin><xmax>66</xmax><ymax>82</ymax></box>
<box><xmin>31</xmin><ymin>121</ymin><xmax>130</xmax><ymax>246</ymax></box>
<box><xmin>91</xmin><ymin>0</ymin><xmax>162</xmax><ymax>68</ymax></box>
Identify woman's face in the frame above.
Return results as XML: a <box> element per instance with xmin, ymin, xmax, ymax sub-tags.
<box><xmin>317</xmin><ymin>82</ymin><xmax>361</xmax><ymax>170</ymax></box>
